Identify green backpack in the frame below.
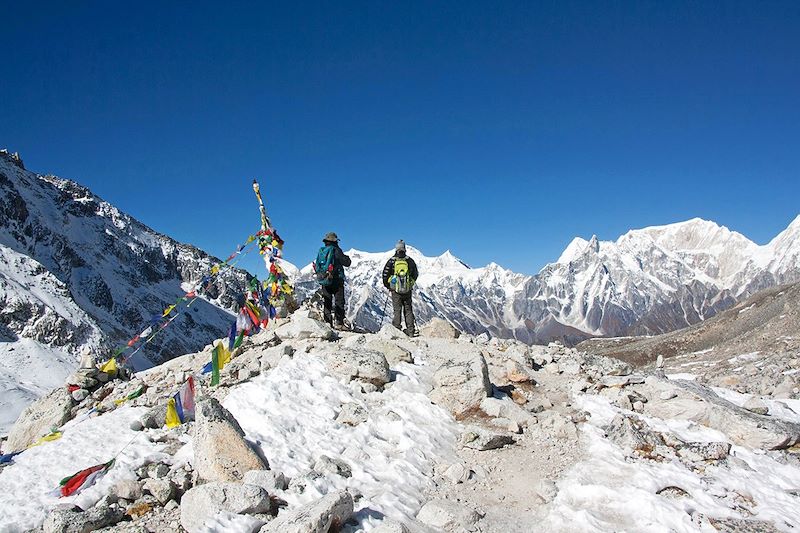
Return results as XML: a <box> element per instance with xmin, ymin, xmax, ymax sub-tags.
<box><xmin>392</xmin><ymin>258</ymin><xmax>414</xmax><ymax>294</ymax></box>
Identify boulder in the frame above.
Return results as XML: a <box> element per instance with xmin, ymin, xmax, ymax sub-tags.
<box><xmin>645</xmin><ymin>379</ymin><xmax>800</xmax><ymax>450</ymax></box>
<box><xmin>326</xmin><ymin>349</ymin><xmax>391</xmax><ymax>388</ymax></box>
<box><xmin>600</xmin><ymin>375</ymin><xmax>646</xmax><ymax>388</ymax></box>
<box><xmin>364</xmin><ymin>339</ymin><xmax>413</xmax><ymax>365</ymax></box>
<box><xmin>43</xmin><ymin>504</ymin><xmax>124</xmax><ymax>533</ymax></box>
<box><xmin>676</xmin><ymin>442</ymin><xmax>731</xmax><ymax>462</ymax></box>
<box><xmin>419</xmin><ymin>318</ymin><xmax>460</xmax><ymax>339</ymax></box>
<box><xmin>111</xmin><ymin>479</ymin><xmax>143</xmax><ymax>501</ymax></box>
<box><xmin>244</xmin><ymin>469</ymin><xmax>288</xmax><ymax>492</ymax></box>
<box><xmin>6</xmin><ymin>386</ymin><xmax>74</xmax><ymax>451</ymax></box>
<box><xmin>429</xmin><ymin>355</ymin><xmax>492</xmax><ymax>419</ymax></box>
<box><xmin>71</xmin><ymin>389</ymin><xmax>89</xmax><ymax>402</ymax></box>
<box><xmin>377</xmin><ymin>324</ymin><xmax>407</xmax><ymax>340</ymax></box>
<box><xmin>180</xmin><ymin>482</ymin><xmax>271</xmax><ymax>533</ymax></box>
<box><xmin>314</xmin><ymin>455</ymin><xmax>352</xmax><ymax>478</ymax></box>
<box><xmin>260</xmin><ymin>490</ymin><xmax>353</xmax><ymax>533</ymax></box>
<box><xmin>605</xmin><ymin>414</ymin><xmax>662</xmax><ymax>454</ymax></box>
<box><xmin>274</xmin><ymin>310</ymin><xmax>336</xmax><ymax>341</ymax></box>
<box><xmin>371</xmin><ymin>520</ymin><xmax>410</xmax><ymax>533</ymax></box>
<box><xmin>416</xmin><ymin>499</ymin><xmax>482</xmax><ymax>532</ymax></box>
<box><xmin>479</xmin><ymin>397</ymin><xmax>536</xmax><ymax>428</ymax></box>
<box><xmin>193</xmin><ymin>398</ymin><xmax>269</xmax><ymax>482</ymax></box>
<box><xmin>505</xmin><ymin>360</ymin><xmax>532</xmax><ymax>383</ymax></box>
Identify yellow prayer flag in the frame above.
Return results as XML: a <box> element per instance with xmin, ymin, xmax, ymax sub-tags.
<box><xmin>165</xmin><ymin>398</ymin><xmax>181</xmax><ymax>428</ymax></box>
<box><xmin>100</xmin><ymin>358</ymin><xmax>117</xmax><ymax>374</ymax></box>
<box><xmin>29</xmin><ymin>431</ymin><xmax>62</xmax><ymax>448</ymax></box>
<box><xmin>211</xmin><ymin>264</ymin><xmax>220</xmax><ymax>275</ymax></box>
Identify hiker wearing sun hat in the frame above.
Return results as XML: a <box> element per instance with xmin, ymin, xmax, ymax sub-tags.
<box><xmin>313</xmin><ymin>231</ymin><xmax>352</xmax><ymax>329</ymax></box>
<box><xmin>382</xmin><ymin>240</ymin><xmax>419</xmax><ymax>336</ymax></box>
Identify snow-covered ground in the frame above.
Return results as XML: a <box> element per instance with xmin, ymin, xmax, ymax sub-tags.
<box><xmin>544</xmin><ymin>392</ymin><xmax>800</xmax><ymax>532</ymax></box>
<box><xmin>0</xmin><ymin>406</ymin><xmax>166</xmax><ymax>532</ymax></box>
<box><xmin>222</xmin><ymin>348</ymin><xmax>459</xmax><ymax>531</ymax></box>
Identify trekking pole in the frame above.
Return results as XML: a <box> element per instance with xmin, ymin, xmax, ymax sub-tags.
<box><xmin>377</xmin><ymin>290</ymin><xmax>390</xmax><ymax>330</ymax></box>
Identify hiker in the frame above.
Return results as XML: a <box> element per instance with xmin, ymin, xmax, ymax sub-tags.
<box><xmin>314</xmin><ymin>232</ymin><xmax>352</xmax><ymax>329</ymax></box>
<box><xmin>382</xmin><ymin>240</ymin><xmax>419</xmax><ymax>336</ymax></box>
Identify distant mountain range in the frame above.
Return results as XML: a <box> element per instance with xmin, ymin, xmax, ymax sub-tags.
<box><xmin>296</xmin><ymin>215</ymin><xmax>800</xmax><ymax>346</ymax></box>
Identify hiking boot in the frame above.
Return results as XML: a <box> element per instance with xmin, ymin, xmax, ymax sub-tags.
<box><xmin>333</xmin><ymin>322</ymin><xmax>347</xmax><ymax>331</ymax></box>
<box><xmin>405</xmin><ymin>328</ymin><xmax>419</xmax><ymax>337</ymax></box>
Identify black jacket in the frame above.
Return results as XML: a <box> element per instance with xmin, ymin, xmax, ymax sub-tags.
<box><xmin>382</xmin><ymin>253</ymin><xmax>418</xmax><ymax>289</ymax></box>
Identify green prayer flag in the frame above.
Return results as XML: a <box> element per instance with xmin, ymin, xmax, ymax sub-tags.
<box><xmin>211</xmin><ymin>345</ymin><xmax>220</xmax><ymax>386</ymax></box>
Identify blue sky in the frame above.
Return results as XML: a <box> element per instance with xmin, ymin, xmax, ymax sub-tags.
<box><xmin>1</xmin><ymin>1</ymin><xmax>799</xmax><ymax>275</ymax></box>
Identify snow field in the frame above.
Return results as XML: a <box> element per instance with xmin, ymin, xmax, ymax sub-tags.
<box><xmin>0</xmin><ymin>406</ymin><xmax>166</xmax><ymax>532</ymax></box>
<box><xmin>221</xmin><ymin>348</ymin><xmax>460</xmax><ymax>532</ymax></box>
<box><xmin>543</xmin><ymin>393</ymin><xmax>800</xmax><ymax>532</ymax></box>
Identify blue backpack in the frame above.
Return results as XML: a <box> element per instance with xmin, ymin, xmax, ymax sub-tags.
<box><xmin>314</xmin><ymin>245</ymin><xmax>344</xmax><ymax>286</ymax></box>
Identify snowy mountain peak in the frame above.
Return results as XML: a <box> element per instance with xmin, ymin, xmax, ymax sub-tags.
<box><xmin>557</xmin><ymin>237</ymin><xmax>590</xmax><ymax>264</ymax></box>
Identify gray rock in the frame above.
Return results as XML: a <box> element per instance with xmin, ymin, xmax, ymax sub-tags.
<box><xmin>676</xmin><ymin>442</ymin><xmax>731</xmax><ymax>462</ymax></box>
<box><xmin>148</xmin><ymin>462</ymin><xmax>170</xmax><ymax>479</ymax></box>
<box><xmin>129</xmin><ymin>419</ymin><xmax>144</xmax><ymax>432</ymax></box>
<box><xmin>139</xmin><ymin>404</ymin><xmax>168</xmax><ymax>429</ymax></box>
<box><xmin>419</xmin><ymin>318</ymin><xmax>460</xmax><ymax>339</ymax></box>
<box><xmin>416</xmin><ymin>499</ymin><xmax>481</xmax><ymax>531</ymax></box>
<box><xmin>43</xmin><ymin>503</ymin><xmax>124</xmax><ymax>533</ymax></box>
<box><xmin>605</xmin><ymin>414</ymin><xmax>662</xmax><ymax>454</ymax></box>
<box><xmin>71</xmin><ymin>389</ymin><xmax>89</xmax><ymax>402</ymax></box>
<box><xmin>645</xmin><ymin>379</ymin><xmax>800</xmax><ymax>450</ymax></box>
<box><xmin>6</xmin><ymin>386</ymin><xmax>74</xmax><ymax>451</ymax></box>
<box><xmin>274</xmin><ymin>310</ymin><xmax>336</xmax><ymax>340</ymax></box>
<box><xmin>429</xmin><ymin>354</ymin><xmax>492</xmax><ymax>419</ymax></box>
<box><xmin>659</xmin><ymin>390</ymin><xmax>678</xmax><ymax>400</ymax></box>
<box><xmin>461</xmin><ymin>426</ymin><xmax>515</xmax><ymax>451</ymax></box>
<box><xmin>371</xmin><ymin>519</ymin><xmax>410</xmax><ymax>533</ymax></box>
<box><xmin>326</xmin><ymin>349</ymin><xmax>391</xmax><ymax>388</ymax></box>
<box><xmin>181</xmin><ymin>482</ymin><xmax>271</xmax><ymax>533</ymax></box>
<box><xmin>65</xmin><ymin>372</ymin><xmax>99</xmax><ymax>389</ymax></box>
<box><xmin>244</xmin><ymin>469</ymin><xmax>288</xmax><ymax>492</ymax></box>
<box><xmin>444</xmin><ymin>463</ymin><xmax>471</xmax><ymax>484</ymax></box>
<box><xmin>474</xmin><ymin>332</ymin><xmax>491</xmax><ymax>345</ymax></box>
<box><xmin>743</xmin><ymin>396</ymin><xmax>770</xmax><ymax>415</ymax></box>
<box><xmin>260</xmin><ymin>489</ymin><xmax>353</xmax><ymax>533</ymax></box>
<box><xmin>377</xmin><ymin>324</ymin><xmax>407</xmax><ymax>340</ymax></box>
<box><xmin>600</xmin><ymin>375</ymin><xmax>646</xmax><ymax>387</ymax></box>
<box><xmin>143</xmin><ymin>478</ymin><xmax>175</xmax><ymax>505</ymax></box>
<box><xmin>193</xmin><ymin>398</ymin><xmax>269</xmax><ymax>482</ymax></box>
<box><xmin>534</xmin><ymin>479</ymin><xmax>559</xmax><ymax>503</ymax></box>
<box><xmin>111</xmin><ymin>479</ymin><xmax>143</xmax><ymax>501</ymax></box>
<box><xmin>314</xmin><ymin>455</ymin><xmax>352</xmax><ymax>478</ymax></box>
<box><xmin>364</xmin><ymin>339</ymin><xmax>413</xmax><ymax>365</ymax></box>
<box><xmin>479</xmin><ymin>397</ymin><xmax>536</xmax><ymax>428</ymax></box>
<box><xmin>336</xmin><ymin>402</ymin><xmax>368</xmax><ymax>426</ymax></box>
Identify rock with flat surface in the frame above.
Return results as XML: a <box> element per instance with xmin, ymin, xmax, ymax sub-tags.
<box><xmin>180</xmin><ymin>482</ymin><xmax>271</xmax><ymax>533</ymax></box>
<box><xmin>461</xmin><ymin>426</ymin><xmax>515</xmax><ymax>451</ymax></box>
<box><xmin>430</xmin><ymin>354</ymin><xmax>492</xmax><ymax>419</ymax></box>
<box><xmin>419</xmin><ymin>318</ymin><xmax>460</xmax><ymax>339</ymax></box>
<box><xmin>260</xmin><ymin>490</ymin><xmax>353</xmax><ymax>533</ymax></box>
<box><xmin>6</xmin><ymin>386</ymin><xmax>73</xmax><ymax>451</ymax></box>
<box><xmin>327</xmin><ymin>349</ymin><xmax>391</xmax><ymax>388</ymax></box>
<box><xmin>743</xmin><ymin>396</ymin><xmax>769</xmax><ymax>415</ymax></box>
<box><xmin>416</xmin><ymin>499</ymin><xmax>482</xmax><ymax>532</ymax></box>
<box><xmin>244</xmin><ymin>469</ymin><xmax>288</xmax><ymax>492</ymax></box>
<box><xmin>365</xmin><ymin>339</ymin><xmax>413</xmax><ymax>365</ymax></box>
<box><xmin>274</xmin><ymin>310</ymin><xmax>336</xmax><ymax>341</ymax></box>
<box><xmin>193</xmin><ymin>398</ymin><xmax>269</xmax><ymax>482</ymax></box>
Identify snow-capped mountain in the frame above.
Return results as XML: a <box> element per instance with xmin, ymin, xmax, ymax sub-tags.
<box><xmin>0</xmin><ymin>150</ymin><xmax>251</xmax><ymax>398</ymax></box>
<box><xmin>296</xmin><ymin>216</ymin><xmax>800</xmax><ymax>345</ymax></box>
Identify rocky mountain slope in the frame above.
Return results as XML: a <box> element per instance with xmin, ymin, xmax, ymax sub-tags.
<box><xmin>296</xmin><ymin>216</ymin><xmax>800</xmax><ymax>345</ymax></box>
<box><xmin>1</xmin><ymin>312</ymin><xmax>799</xmax><ymax>532</ymax></box>
<box><xmin>579</xmin><ymin>281</ymin><xmax>800</xmax><ymax>397</ymax></box>
<box><xmin>0</xmin><ymin>150</ymin><xmax>251</xmax><ymax>434</ymax></box>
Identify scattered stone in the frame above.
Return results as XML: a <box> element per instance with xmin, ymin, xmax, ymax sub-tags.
<box><xmin>444</xmin><ymin>463</ymin><xmax>471</xmax><ymax>484</ymax></box>
<box><xmin>371</xmin><ymin>519</ymin><xmax>410</xmax><ymax>533</ymax></box>
<box><xmin>474</xmin><ymin>332</ymin><xmax>491</xmax><ymax>345</ymax></box>
<box><xmin>419</xmin><ymin>318</ymin><xmax>460</xmax><ymax>339</ymax></box>
<box><xmin>605</xmin><ymin>414</ymin><xmax>662</xmax><ymax>455</ymax></box>
<box><xmin>429</xmin><ymin>354</ymin><xmax>492</xmax><ymax>419</ymax></box>
<box><xmin>676</xmin><ymin>442</ymin><xmax>731</xmax><ymax>462</ymax></box>
<box><xmin>601</xmin><ymin>375</ymin><xmax>646</xmax><ymax>388</ymax></box>
<box><xmin>461</xmin><ymin>426</ymin><xmax>515</xmax><ymax>451</ymax></box>
<box><xmin>244</xmin><ymin>469</ymin><xmax>288</xmax><ymax>492</ymax></box>
<box><xmin>657</xmin><ymin>486</ymin><xmax>690</xmax><ymax>498</ymax></box>
<box><xmin>506</xmin><ymin>360</ymin><xmax>532</xmax><ymax>383</ymax></box>
<box><xmin>336</xmin><ymin>402</ymin><xmax>368</xmax><ymax>426</ymax></box>
<box><xmin>6</xmin><ymin>386</ymin><xmax>74</xmax><ymax>451</ymax></box>
<box><xmin>743</xmin><ymin>396</ymin><xmax>770</xmax><ymax>415</ymax></box>
<box><xmin>129</xmin><ymin>419</ymin><xmax>144</xmax><ymax>432</ymax></box>
<box><xmin>260</xmin><ymin>490</ymin><xmax>353</xmax><ymax>533</ymax></box>
<box><xmin>180</xmin><ymin>482</ymin><xmax>271</xmax><ymax>533</ymax></box>
<box><xmin>534</xmin><ymin>479</ymin><xmax>559</xmax><ymax>503</ymax></box>
<box><xmin>656</xmin><ymin>354</ymin><xmax>664</xmax><ymax>368</ymax></box>
<box><xmin>43</xmin><ymin>504</ymin><xmax>124</xmax><ymax>533</ymax></box>
<box><xmin>71</xmin><ymin>388</ymin><xmax>89</xmax><ymax>402</ymax></box>
<box><xmin>327</xmin><ymin>349</ymin><xmax>391</xmax><ymax>389</ymax></box>
<box><xmin>143</xmin><ymin>478</ymin><xmax>175</xmax><ymax>505</ymax></box>
<box><xmin>112</xmin><ymin>479</ymin><xmax>143</xmax><ymax>501</ymax></box>
<box><xmin>139</xmin><ymin>404</ymin><xmax>168</xmax><ymax>429</ymax></box>
<box><xmin>314</xmin><ymin>455</ymin><xmax>352</xmax><ymax>478</ymax></box>
<box><xmin>193</xmin><ymin>398</ymin><xmax>269</xmax><ymax>482</ymax></box>
<box><xmin>538</xmin><ymin>411</ymin><xmax>578</xmax><ymax>440</ymax></box>
<box><xmin>416</xmin><ymin>499</ymin><xmax>482</xmax><ymax>531</ymax></box>
<box><xmin>659</xmin><ymin>390</ymin><xmax>678</xmax><ymax>401</ymax></box>
<box><xmin>365</xmin><ymin>339</ymin><xmax>414</xmax><ymax>365</ymax></box>
<box><xmin>148</xmin><ymin>463</ymin><xmax>170</xmax><ymax>479</ymax></box>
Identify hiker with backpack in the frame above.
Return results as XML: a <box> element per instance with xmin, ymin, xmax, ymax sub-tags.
<box><xmin>382</xmin><ymin>240</ymin><xmax>419</xmax><ymax>336</ymax></box>
<box><xmin>314</xmin><ymin>232</ymin><xmax>352</xmax><ymax>329</ymax></box>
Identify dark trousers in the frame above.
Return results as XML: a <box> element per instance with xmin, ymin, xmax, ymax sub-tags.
<box><xmin>322</xmin><ymin>281</ymin><xmax>346</xmax><ymax>325</ymax></box>
<box><xmin>392</xmin><ymin>291</ymin><xmax>415</xmax><ymax>332</ymax></box>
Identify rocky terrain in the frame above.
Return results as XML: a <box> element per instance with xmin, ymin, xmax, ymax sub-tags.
<box><xmin>295</xmin><ymin>216</ymin><xmax>800</xmax><ymax>346</ymax></box>
<box><xmin>580</xmin><ymin>281</ymin><xmax>800</xmax><ymax>398</ymax></box>
<box><xmin>1</xmin><ymin>310</ymin><xmax>799</xmax><ymax>533</ymax></box>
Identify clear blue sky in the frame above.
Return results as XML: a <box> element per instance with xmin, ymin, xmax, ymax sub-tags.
<box><xmin>2</xmin><ymin>1</ymin><xmax>798</xmax><ymax>275</ymax></box>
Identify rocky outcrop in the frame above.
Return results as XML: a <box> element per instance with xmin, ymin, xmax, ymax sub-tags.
<box><xmin>180</xmin><ymin>482</ymin><xmax>271</xmax><ymax>533</ymax></box>
<box><xmin>420</xmin><ymin>318</ymin><xmax>461</xmax><ymax>339</ymax></box>
<box><xmin>259</xmin><ymin>490</ymin><xmax>353</xmax><ymax>533</ymax></box>
<box><xmin>6</xmin><ymin>386</ymin><xmax>73</xmax><ymax>451</ymax></box>
<box><xmin>193</xmin><ymin>398</ymin><xmax>269</xmax><ymax>481</ymax></box>
<box><xmin>326</xmin><ymin>349</ymin><xmax>391</xmax><ymax>389</ymax></box>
